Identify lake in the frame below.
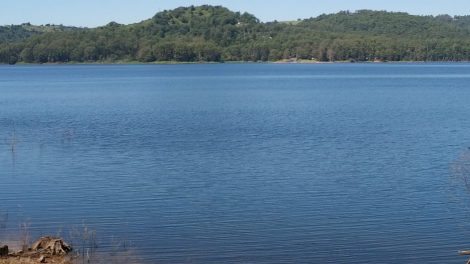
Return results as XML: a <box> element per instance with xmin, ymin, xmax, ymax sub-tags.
<box><xmin>1</xmin><ymin>63</ymin><xmax>470</xmax><ymax>263</ymax></box>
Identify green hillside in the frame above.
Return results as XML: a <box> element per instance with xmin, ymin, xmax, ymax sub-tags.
<box><xmin>0</xmin><ymin>23</ymin><xmax>79</xmax><ymax>43</ymax></box>
<box><xmin>1</xmin><ymin>5</ymin><xmax>470</xmax><ymax>64</ymax></box>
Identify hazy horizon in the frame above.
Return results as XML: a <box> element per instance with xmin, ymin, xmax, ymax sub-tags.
<box><xmin>2</xmin><ymin>0</ymin><xmax>470</xmax><ymax>28</ymax></box>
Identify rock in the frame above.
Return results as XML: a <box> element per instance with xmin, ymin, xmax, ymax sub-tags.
<box><xmin>0</xmin><ymin>245</ymin><xmax>8</xmax><ymax>256</ymax></box>
<box><xmin>31</xmin><ymin>237</ymin><xmax>72</xmax><ymax>256</ymax></box>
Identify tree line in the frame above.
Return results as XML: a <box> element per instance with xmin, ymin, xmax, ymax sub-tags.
<box><xmin>1</xmin><ymin>5</ymin><xmax>470</xmax><ymax>64</ymax></box>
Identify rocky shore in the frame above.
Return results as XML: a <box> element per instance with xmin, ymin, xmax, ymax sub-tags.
<box><xmin>0</xmin><ymin>237</ymin><xmax>72</xmax><ymax>264</ymax></box>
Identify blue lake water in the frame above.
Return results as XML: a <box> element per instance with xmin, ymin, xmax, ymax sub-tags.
<box><xmin>1</xmin><ymin>63</ymin><xmax>470</xmax><ymax>263</ymax></box>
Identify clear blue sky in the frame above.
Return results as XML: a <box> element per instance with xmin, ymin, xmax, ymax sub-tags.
<box><xmin>2</xmin><ymin>0</ymin><xmax>470</xmax><ymax>27</ymax></box>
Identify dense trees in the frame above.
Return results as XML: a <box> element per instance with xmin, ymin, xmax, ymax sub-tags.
<box><xmin>1</xmin><ymin>5</ymin><xmax>470</xmax><ymax>64</ymax></box>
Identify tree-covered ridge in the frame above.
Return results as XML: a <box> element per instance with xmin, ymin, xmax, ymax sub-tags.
<box><xmin>301</xmin><ymin>10</ymin><xmax>470</xmax><ymax>37</ymax></box>
<box><xmin>0</xmin><ymin>23</ymin><xmax>79</xmax><ymax>43</ymax></box>
<box><xmin>1</xmin><ymin>5</ymin><xmax>470</xmax><ymax>64</ymax></box>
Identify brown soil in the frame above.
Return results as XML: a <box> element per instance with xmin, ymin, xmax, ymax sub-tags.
<box><xmin>0</xmin><ymin>255</ymin><xmax>72</xmax><ymax>264</ymax></box>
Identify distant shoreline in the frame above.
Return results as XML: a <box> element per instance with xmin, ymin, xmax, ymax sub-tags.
<box><xmin>2</xmin><ymin>6</ymin><xmax>470</xmax><ymax>64</ymax></box>
<box><xmin>3</xmin><ymin>60</ymin><xmax>470</xmax><ymax>66</ymax></box>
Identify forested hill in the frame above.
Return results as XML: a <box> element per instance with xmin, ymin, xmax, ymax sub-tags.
<box><xmin>0</xmin><ymin>23</ymin><xmax>79</xmax><ymax>43</ymax></box>
<box><xmin>1</xmin><ymin>5</ymin><xmax>470</xmax><ymax>64</ymax></box>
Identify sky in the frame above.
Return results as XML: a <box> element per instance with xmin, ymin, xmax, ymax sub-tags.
<box><xmin>2</xmin><ymin>0</ymin><xmax>470</xmax><ymax>27</ymax></box>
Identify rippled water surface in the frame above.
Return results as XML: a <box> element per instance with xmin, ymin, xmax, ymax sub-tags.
<box><xmin>1</xmin><ymin>63</ymin><xmax>470</xmax><ymax>263</ymax></box>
